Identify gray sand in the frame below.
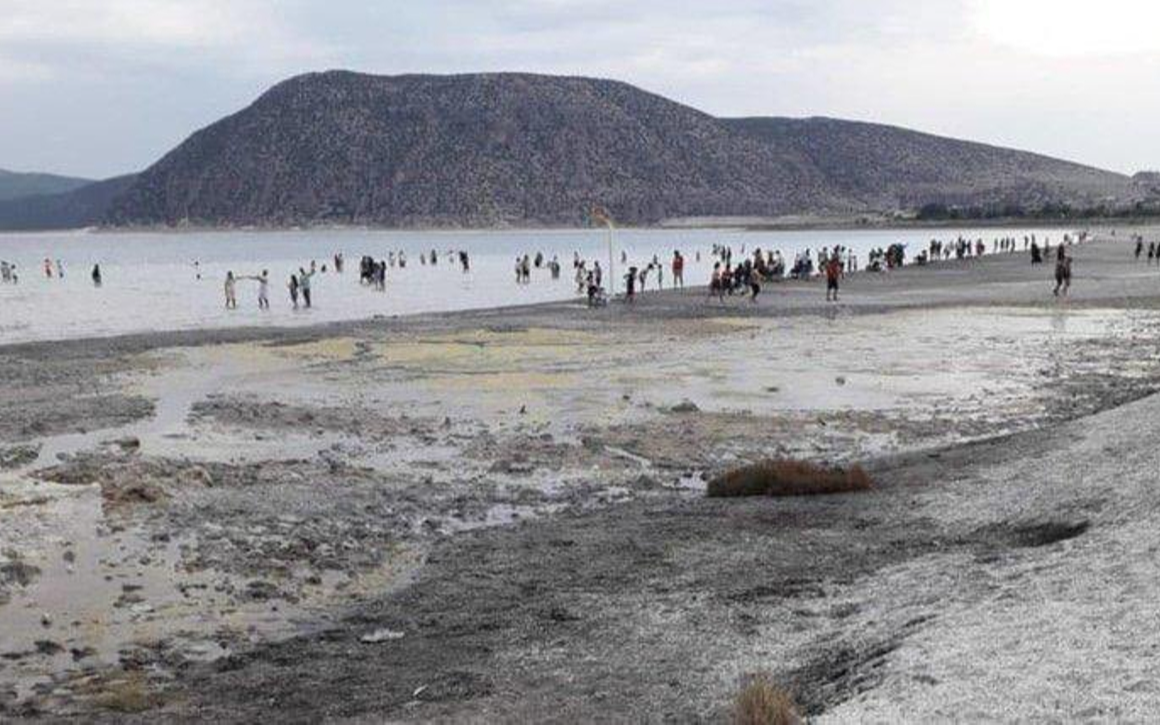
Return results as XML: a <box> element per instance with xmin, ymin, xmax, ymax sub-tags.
<box><xmin>2</xmin><ymin>233</ymin><xmax>1160</xmax><ymax>721</ymax></box>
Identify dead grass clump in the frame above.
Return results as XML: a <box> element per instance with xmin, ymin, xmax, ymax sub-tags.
<box><xmin>732</xmin><ymin>673</ymin><xmax>801</xmax><ymax>725</ymax></box>
<box><xmin>93</xmin><ymin>673</ymin><xmax>160</xmax><ymax>713</ymax></box>
<box><xmin>707</xmin><ymin>459</ymin><xmax>872</xmax><ymax>498</ymax></box>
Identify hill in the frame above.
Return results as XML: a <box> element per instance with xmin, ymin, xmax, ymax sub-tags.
<box><xmin>723</xmin><ymin>116</ymin><xmax>1135</xmax><ymax>210</ymax></box>
<box><xmin>3</xmin><ymin>71</ymin><xmax>1147</xmax><ymax>229</ymax></box>
<box><xmin>105</xmin><ymin>71</ymin><xmax>843</xmax><ymax>227</ymax></box>
<box><xmin>0</xmin><ymin>175</ymin><xmax>137</xmax><ymax>231</ymax></box>
<box><xmin>0</xmin><ymin>168</ymin><xmax>93</xmax><ymax>203</ymax></box>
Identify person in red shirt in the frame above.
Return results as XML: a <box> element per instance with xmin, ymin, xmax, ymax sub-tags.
<box><xmin>825</xmin><ymin>256</ymin><xmax>843</xmax><ymax>302</ymax></box>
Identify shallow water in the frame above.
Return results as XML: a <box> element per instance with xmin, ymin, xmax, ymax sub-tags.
<box><xmin>0</xmin><ymin>226</ymin><xmax>1072</xmax><ymax>344</ymax></box>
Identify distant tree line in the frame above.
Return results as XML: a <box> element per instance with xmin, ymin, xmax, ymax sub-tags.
<box><xmin>916</xmin><ymin>200</ymin><xmax>1160</xmax><ymax>221</ymax></box>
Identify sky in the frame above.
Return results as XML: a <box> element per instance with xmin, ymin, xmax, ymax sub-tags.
<box><xmin>1</xmin><ymin>0</ymin><xmax>1159</xmax><ymax>179</ymax></box>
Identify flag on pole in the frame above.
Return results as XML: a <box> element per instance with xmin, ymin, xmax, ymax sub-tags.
<box><xmin>590</xmin><ymin>205</ymin><xmax>617</xmax><ymax>296</ymax></box>
<box><xmin>590</xmin><ymin>205</ymin><xmax>614</xmax><ymax>229</ymax></box>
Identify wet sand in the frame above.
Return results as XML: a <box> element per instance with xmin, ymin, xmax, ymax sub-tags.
<box><xmin>3</xmin><ymin>234</ymin><xmax>1160</xmax><ymax>720</ymax></box>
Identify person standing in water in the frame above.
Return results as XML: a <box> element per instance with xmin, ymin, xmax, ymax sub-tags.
<box><xmin>672</xmin><ymin>251</ymin><xmax>684</xmax><ymax>289</ymax></box>
<box><xmin>224</xmin><ymin>271</ymin><xmax>238</xmax><ymax>309</ymax></box>
<box><xmin>288</xmin><ymin>274</ymin><xmax>300</xmax><ymax>309</ymax></box>
<box><xmin>298</xmin><ymin>267</ymin><xmax>315</xmax><ymax>308</ymax></box>
<box><xmin>91</xmin><ymin>264</ymin><xmax>102</xmax><ymax>287</ymax></box>
<box><xmin>1053</xmin><ymin>247</ymin><xmax>1072</xmax><ymax>297</ymax></box>
<box><xmin>246</xmin><ymin>270</ymin><xmax>270</xmax><ymax>310</ymax></box>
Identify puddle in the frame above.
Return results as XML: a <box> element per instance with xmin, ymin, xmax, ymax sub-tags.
<box><xmin>0</xmin><ymin>482</ymin><xmax>421</xmax><ymax>704</ymax></box>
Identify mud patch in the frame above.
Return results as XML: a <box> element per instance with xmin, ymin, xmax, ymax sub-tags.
<box><xmin>1002</xmin><ymin>519</ymin><xmax>1091</xmax><ymax>548</ymax></box>
<box><xmin>189</xmin><ymin>397</ymin><xmax>438</xmax><ymax>441</ymax></box>
<box><xmin>789</xmin><ymin>637</ymin><xmax>902</xmax><ymax>716</ymax></box>
<box><xmin>0</xmin><ymin>395</ymin><xmax>154</xmax><ymax>443</ymax></box>
<box><xmin>0</xmin><ymin>444</ymin><xmax>40</xmax><ymax>470</ymax></box>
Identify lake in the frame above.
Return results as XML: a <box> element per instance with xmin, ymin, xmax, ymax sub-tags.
<box><xmin>0</xmin><ymin>226</ymin><xmax>1075</xmax><ymax>344</ymax></box>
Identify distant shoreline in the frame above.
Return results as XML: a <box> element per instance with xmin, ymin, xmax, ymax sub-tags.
<box><xmin>0</xmin><ymin>216</ymin><xmax>1146</xmax><ymax>236</ymax></box>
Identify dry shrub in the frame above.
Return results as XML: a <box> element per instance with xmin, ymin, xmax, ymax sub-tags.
<box><xmin>707</xmin><ymin>459</ymin><xmax>872</xmax><ymax>498</ymax></box>
<box><xmin>93</xmin><ymin>673</ymin><xmax>160</xmax><ymax>713</ymax></box>
<box><xmin>732</xmin><ymin>673</ymin><xmax>800</xmax><ymax>725</ymax></box>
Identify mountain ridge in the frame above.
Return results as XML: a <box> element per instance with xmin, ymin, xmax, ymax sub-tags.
<box><xmin>0</xmin><ymin>168</ymin><xmax>94</xmax><ymax>203</ymax></box>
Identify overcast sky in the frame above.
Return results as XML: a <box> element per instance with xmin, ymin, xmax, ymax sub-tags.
<box><xmin>1</xmin><ymin>0</ymin><xmax>1158</xmax><ymax>178</ymax></box>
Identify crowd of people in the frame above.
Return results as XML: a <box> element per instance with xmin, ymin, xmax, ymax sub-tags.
<box><xmin>3</xmin><ymin>229</ymin><xmax>1100</xmax><ymax>313</ymax></box>
<box><xmin>0</xmin><ymin>259</ymin><xmax>106</xmax><ymax>286</ymax></box>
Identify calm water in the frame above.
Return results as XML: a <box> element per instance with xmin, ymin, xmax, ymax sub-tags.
<box><xmin>0</xmin><ymin>227</ymin><xmax>1073</xmax><ymax>344</ymax></box>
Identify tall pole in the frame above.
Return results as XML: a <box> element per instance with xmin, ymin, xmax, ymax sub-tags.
<box><xmin>606</xmin><ymin>220</ymin><xmax>615</xmax><ymax>296</ymax></box>
<box><xmin>592</xmin><ymin>206</ymin><xmax>616</xmax><ymax>297</ymax></box>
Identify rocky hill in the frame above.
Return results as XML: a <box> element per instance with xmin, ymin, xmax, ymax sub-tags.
<box><xmin>4</xmin><ymin>71</ymin><xmax>1146</xmax><ymax>230</ymax></box>
<box><xmin>724</xmin><ymin>116</ymin><xmax>1135</xmax><ymax>210</ymax></box>
<box><xmin>106</xmin><ymin>72</ymin><xmax>844</xmax><ymax>227</ymax></box>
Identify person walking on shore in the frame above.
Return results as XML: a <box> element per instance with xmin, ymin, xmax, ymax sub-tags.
<box><xmin>1136</xmin><ymin>237</ymin><xmax>1144</xmax><ymax>260</ymax></box>
<box><xmin>709</xmin><ymin>262</ymin><xmax>725</xmax><ymax>303</ymax></box>
<box><xmin>624</xmin><ymin>266</ymin><xmax>638</xmax><ymax>303</ymax></box>
<box><xmin>91</xmin><ymin>264</ymin><xmax>102</xmax><ymax>287</ymax></box>
<box><xmin>825</xmin><ymin>252</ymin><xmax>844</xmax><ymax>301</ymax></box>
<box><xmin>825</xmin><ymin>254</ymin><xmax>842</xmax><ymax>302</ymax></box>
